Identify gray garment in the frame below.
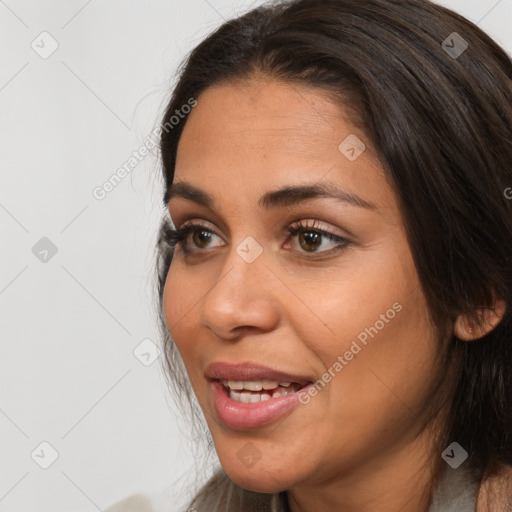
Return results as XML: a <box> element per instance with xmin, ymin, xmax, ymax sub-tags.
<box><xmin>427</xmin><ymin>464</ymin><xmax>479</xmax><ymax>512</ymax></box>
<box><xmin>104</xmin><ymin>493</ymin><xmax>154</xmax><ymax>512</ymax></box>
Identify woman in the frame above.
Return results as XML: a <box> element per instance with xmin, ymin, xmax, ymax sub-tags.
<box><xmin>109</xmin><ymin>0</ymin><xmax>512</xmax><ymax>510</ymax></box>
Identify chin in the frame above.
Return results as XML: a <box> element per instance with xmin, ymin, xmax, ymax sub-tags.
<box><xmin>216</xmin><ymin>447</ymin><xmax>308</xmax><ymax>493</ymax></box>
<box><xmin>222</xmin><ymin>464</ymin><xmax>294</xmax><ymax>493</ymax></box>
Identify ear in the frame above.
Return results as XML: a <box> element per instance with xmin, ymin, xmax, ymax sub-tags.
<box><xmin>453</xmin><ymin>297</ymin><xmax>506</xmax><ymax>341</ymax></box>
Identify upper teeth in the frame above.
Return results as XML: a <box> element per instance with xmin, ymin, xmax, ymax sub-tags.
<box><xmin>221</xmin><ymin>379</ymin><xmax>292</xmax><ymax>391</ymax></box>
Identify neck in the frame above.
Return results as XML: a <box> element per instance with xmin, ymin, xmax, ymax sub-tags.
<box><xmin>286</xmin><ymin>431</ymin><xmax>445</xmax><ymax>512</ymax></box>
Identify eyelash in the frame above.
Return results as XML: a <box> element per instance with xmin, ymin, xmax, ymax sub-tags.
<box><xmin>163</xmin><ymin>220</ymin><xmax>351</xmax><ymax>259</ymax></box>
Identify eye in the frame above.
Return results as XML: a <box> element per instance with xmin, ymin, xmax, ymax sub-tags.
<box><xmin>163</xmin><ymin>219</ymin><xmax>351</xmax><ymax>258</ymax></box>
<box><xmin>163</xmin><ymin>221</ymin><xmax>224</xmax><ymax>254</ymax></box>
<box><xmin>285</xmin><ymin>219</ymin><xmax>350</xmax><ymax>256</ymax></box>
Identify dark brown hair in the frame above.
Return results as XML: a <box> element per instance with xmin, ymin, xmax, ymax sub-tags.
<box><xmin>155</xmin><ymin>0</ymin><xmax>512</xmax><ymax>508</ymax></box>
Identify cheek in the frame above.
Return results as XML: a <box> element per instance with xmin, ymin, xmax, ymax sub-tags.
<box><xmin>325</xmin><ymin>288</ymin><xmax>441</xmax><ymax>434</ymax></box>
<box><xmin>162</xmin><ymin>260</ymin><xmax>195</xmax><ymax>335</ymax></box>
<box><xmin>282</xmin><ymin>258</ymin><xmax>408</xmax><ymax>369</ymax></box>
<box><xmin>162</xmin><ymin>269</ymin><xmax>176</xmax><ymax>326</ymax></box>
<box><xmin>299</xmin><ymin>248</ymin><xmax>440</xmax><ymax>423</ymax></box>
<box><xmin>288</xmin><ymin>237</ymin><xmax>409</xmax><ymax>344</ymax></box>
<box><xmin>162</xmin><ymin>262</ymin><xmax>214</xmax><ymax>398</ymax></box>
<box><xmin>162</xmin><ymin>265</ymin><xmax>195</xmax><ymax>362</ymax></box>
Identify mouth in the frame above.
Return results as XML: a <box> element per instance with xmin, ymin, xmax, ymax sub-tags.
<box><xmin>205</xmin><ymin>362</ymin><xmax>315</xmax><ymax>429</ymax></box>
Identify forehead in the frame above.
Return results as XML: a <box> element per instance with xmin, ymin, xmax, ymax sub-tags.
<box><xmin>177</xmin><ymin>78</ymin><xmax>360</xmax><ymax>160</ymax></box>
<box><xmin>173</xmin><ymin>78</ymin><xmax>394</xmax><ymax>215</ymax></box>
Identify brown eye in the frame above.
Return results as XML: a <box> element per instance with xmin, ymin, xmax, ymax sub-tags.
<box><xmin>297</xmin><ymin>231</ymin><xmax>322</xmax><ymax>252</ymax></box>
<box><xmin>286</xmin><ymin>220</ymin><xmax>350</xmax><ymax>256</ymax></box>
<box><xmin>192</xmin><ymin>229</ymin><xmax>213</xmax><ymax>248</ymax></box>
<box><xmin>164</xmin><ymin>222</ymin><xmax>223</xmax><ymax>254</ymax></box>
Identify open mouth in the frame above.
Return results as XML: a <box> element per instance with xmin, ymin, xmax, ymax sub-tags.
<box><xmin>219</xmin><ymin>379</ymin><xmax>307</xmax><ymax>403</ymax></box>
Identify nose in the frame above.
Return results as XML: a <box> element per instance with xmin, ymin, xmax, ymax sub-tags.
<box><xmin>199</xmin><ymin>240</ymin><xmax>281</xmax><ymax>340</ymax></box>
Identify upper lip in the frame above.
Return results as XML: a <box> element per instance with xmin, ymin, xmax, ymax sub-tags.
<box><xmin>205</xmin><ymin>361</ymin><xmax>314</xmax><ymax>385</ymax></box>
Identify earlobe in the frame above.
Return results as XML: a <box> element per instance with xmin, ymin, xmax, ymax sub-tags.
<box><xmin>453</xmin><ymin>298</ymin><xmax>507</xmax><ymax>341</ymax></box>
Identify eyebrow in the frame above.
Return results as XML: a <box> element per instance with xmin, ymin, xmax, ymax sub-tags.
<box><xmin>166</xmin><ymin>180</ymin><xmax>377</xmax><ymax>211</ymax></box>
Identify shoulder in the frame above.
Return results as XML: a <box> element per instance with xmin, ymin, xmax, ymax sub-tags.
<box><xmin>476</xmin><ymin>463</ymin><xmax>512</xmax><ymax>512</ymax></box>
<box><xmin>104</xmin><ymin>493</ymin><xmax>155</xmax><ymax>512</ymax></box>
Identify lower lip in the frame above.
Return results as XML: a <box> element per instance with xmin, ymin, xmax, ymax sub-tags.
<box><xmin>210</xmin><ymin>380</ymin><xmax>307</xmax><ymax>429</ymax></box>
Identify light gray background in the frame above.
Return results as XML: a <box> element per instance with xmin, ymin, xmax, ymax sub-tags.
<box><xmin>1</xmin><ymin>1</ymin><xmax>510</xmax><ymax>511</ymax></box>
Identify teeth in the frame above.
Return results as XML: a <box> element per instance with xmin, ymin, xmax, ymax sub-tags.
<box><xmin>226</xmin><ymin>380</ymin><xmax>244</xmax><ymax>390</ymax></box>
<box><xmin>263</xmin><ymin>380</ymin><xmax>279</xmax><ymax>390</ymax></box>
<box><xmin>229</xmin><ymin>390</ymin><xmax>273</xmax><ymax>403</ymax></box>
<box><xmin>243</xmin><ymin>381</ymin><xmax>263</xmax><ymax>391</ymax></box>
<box><xmin>227</xmin><ymin>385</ymin><xmax>299</xmax><ymax>403</ymax></box>
<box><xmin>230</xmin><ymin>390</ymin><xmax>242</xmax><ymax>402</ymax></box>
<box><xmin>249</xmin><ymin>393</ymin><xmax>260</xmax><ymax>403</ymax></box>
<box><xmin>222</xmin><ymin>379</ymin><xmax>294</xmax><ymax>391</ymax></box>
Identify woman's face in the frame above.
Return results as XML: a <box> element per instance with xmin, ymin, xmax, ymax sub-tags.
<box><xmin>163</xmin><ymin>77</ymin><xmax>448</xmax><ymax>494</ymax></box>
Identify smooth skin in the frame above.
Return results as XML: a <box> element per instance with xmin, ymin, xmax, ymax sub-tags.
<box><xmin>162</xmin><ymin>76</ymin><xmax>504</xmax><ymax>512</ymax></box>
